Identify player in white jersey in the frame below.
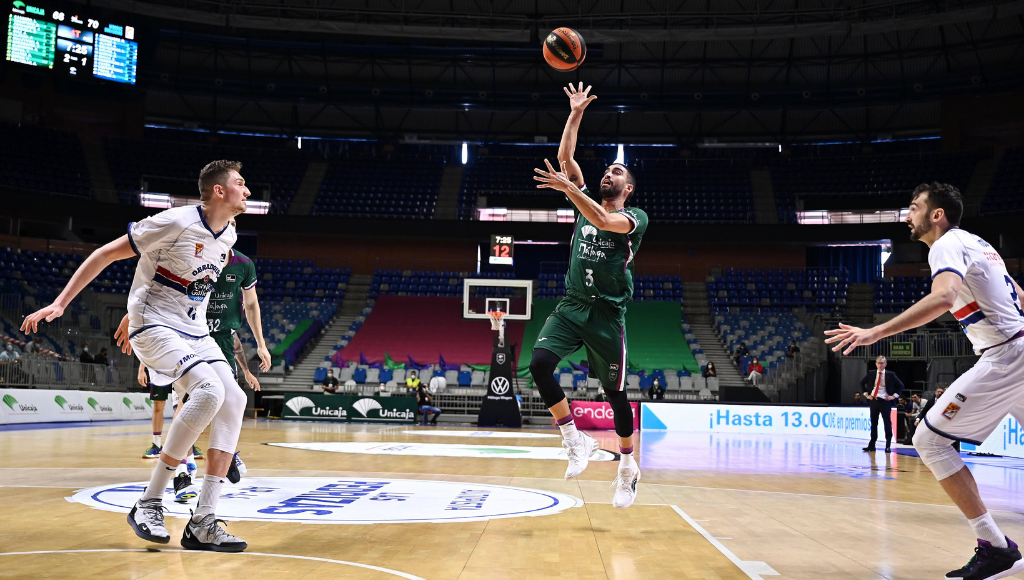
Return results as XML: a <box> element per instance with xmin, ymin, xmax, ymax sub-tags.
<box><xmin>21</xmin><ymin>160</ymin><xmax>252</xmax><ymax>553</ymax></box>
<box><xmin>826</xmin><ymin>183</ymin><xmax>1024</xmax><ymax>580</ymax></box>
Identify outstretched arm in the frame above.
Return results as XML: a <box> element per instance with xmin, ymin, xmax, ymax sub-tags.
<box><xmin>21</xmin><ymin>236</ymin><xmax>136</xmax><ymax>333</ymax></box>
<box><xmin>825</xmin><ymin>271</ymin><xmax>962</xmax><ymax>355</ymax></box>
<box><xmin>557</xmin><ymin>83</ymin><xmax>597</xmax><ymax>188</ymax></box>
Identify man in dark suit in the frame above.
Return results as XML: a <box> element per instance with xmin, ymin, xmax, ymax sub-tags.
<box><xmin>859</xmin><ymin>355</ymin><xmax>904</xmax><ymax>453</ymax></box>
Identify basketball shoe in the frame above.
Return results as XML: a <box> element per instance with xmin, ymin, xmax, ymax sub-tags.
<box><xmin>142</xmin><ymin>444</ymin><xmax>161</xmax><ymax>459</ymax></box>
<box><xmin>945</xmin><ymin>538</ymin><xmax>1024</xmax><ymax>580</ymax></box>
<box><xmin>127</xmin><ymin>498</ymin><xmax>170</xmax><ymax>544</ymax></box>
<box><xmin>562</xmin><ymin>433</ymin><xmax>598</xmax><ymax>480</ymax></box>
<box><xmin>612</xmin><ymin>461</ymin><xmax>641</xmax><ymax>509</ymax></box>
<box><xmin>173</xmin><ymin>472</ymin><xmax>198</xmax><ymax>503</ymax></box>
<box><xmin>227</xmin><ymin>452</ymin><xmax>247</xmax><ymax>484</ymax></box>
<box><xmin>181</xmin><ymin>512</ymin><xmax>247</xmax><ymax>552</ymax></box>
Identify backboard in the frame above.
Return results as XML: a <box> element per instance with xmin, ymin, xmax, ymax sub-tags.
<box><xmin>462</xmin><ymin>278</ymin><xmax>533</xmax><ymax>321</ymax></box>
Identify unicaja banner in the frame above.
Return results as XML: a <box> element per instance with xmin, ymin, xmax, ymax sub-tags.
<box><xmin>282</xmin><ymin>393</ymin><xmax>416</xmax><ymax>423</ymax></box>
<box><xmin>570</xmin><ymin>401</ymin><xmax>639</xmax><ymax>431</ymax></box>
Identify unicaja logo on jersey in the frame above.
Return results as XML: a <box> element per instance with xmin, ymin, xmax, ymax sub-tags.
<box><xmin>581</xmin><ymin>225</ymin><xmax>598</xmax><ymax>239</ymax></box>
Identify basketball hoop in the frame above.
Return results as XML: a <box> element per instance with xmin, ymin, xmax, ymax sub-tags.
<box><xmin>488</xmin><ymin>310</ymin><xmax>506</xmax><ymax>347</ymax></box>
<box><xmin>488</xmin><ymin>310</ymin><xmax>506</xmax><ymax>331</ymax></box>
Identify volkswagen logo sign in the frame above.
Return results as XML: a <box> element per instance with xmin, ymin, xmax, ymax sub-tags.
<box><xmin>490</xmin><ymin>376</ymin><xmax>510</xmax><ymax>395</ymax></box>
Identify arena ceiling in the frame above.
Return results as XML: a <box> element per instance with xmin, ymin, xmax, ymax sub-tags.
<box><xmin>84</xmin><ymin>0</ymin><xmax>1024</xmax><ymax>143</ymax></box>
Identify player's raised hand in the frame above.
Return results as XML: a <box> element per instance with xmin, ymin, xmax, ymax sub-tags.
<box><xmin>564</xmin><ymin>82</ymin><xmax>597</xmax><ymax>112</ymax></box>
<box><xmin>257</xmin><ymin>344</ymin><xmax>272</xmax><ymax>372</ymax></box>
<box><xmin>20</xmin><ymin>303</ymin><xmax>65</xmax><ymax>334</ymax></box>
<box><xmin>824</xmin><ymin>323</ymin><xmax>880</xmax><ymax>355</ymax></box>
<box><xmin>114</xmin><ymin>313</ymin><xmax>132</xmax><ymax>355</ymax></box>
<box><xmin>534</xmin><ymin>159</ymin><xmax>576</xmax><ymax>194</ymax></box>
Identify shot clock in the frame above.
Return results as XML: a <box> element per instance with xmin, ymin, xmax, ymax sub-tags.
<box><xmin>489</xmin><ymin>235</ymin><xmax>514</xmax><ymax>266</ymax></box>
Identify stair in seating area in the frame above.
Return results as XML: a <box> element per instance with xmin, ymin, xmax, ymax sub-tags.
<box><xmin>682</xmin><ymin>282</ymin><xmax>711</xmax><ymax>325</ymax></box>
<box><xmin>845</xmin><ymin>283</ymin><xmax>875</xmax><ymax>326</ymax></box>
<box><xmin>274</xmin><ymin>275</ymin><xmax>373</xmax><ymax>390</ymax></box>
<box><xmin>688</xmin><ymin>323</ymin><xmax>747</xmax><ymax>388</ymax></box>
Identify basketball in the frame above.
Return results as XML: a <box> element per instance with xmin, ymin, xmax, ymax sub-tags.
<box><xmin>542</xmin><ymin>28</ymin><xmax>586</xmax><ymax>72</ymax></box>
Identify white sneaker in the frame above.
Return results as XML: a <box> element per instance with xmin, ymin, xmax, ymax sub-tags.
<box><xmin>612</xmin><ymin>462</ymin><xmax>641</xmax><ymax>508</ymax></box>
<box><xmin>127</xmin><ymin>498</ymin><xmax>170</xmax><ymax>543</ymax></box>
<box><xmin>181</xmin><ymin>512</ymin><xmax>248</xmax><ymax>552</ymax></box>
<box><xmin>563</xmin><ymin>433</ymin><xmax>598</xmax><ymax>480</ymax></box>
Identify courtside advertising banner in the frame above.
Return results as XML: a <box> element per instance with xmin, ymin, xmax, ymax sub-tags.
<box><xmin>962</xmin><ymin>416</ymin><xmax>1024</xmax><ymax>459</ymax></box>
<box><xmin>642</xmin><ymin>402</ymin><xmax>873</xmax><ymax>439</ymax></box>
<box><xmin>0</xmin><ymin>388</ymin><xmax>163</xmax><ymax>424</ymax></box>
<box><xmin>283</xmin><ymin>393</ymin><xmax>416</xmax><ymax>423</ymax></box>
<box><xmin>570</xmin><ymin>401</ymin><xmax>639</xmax><ymax>431</ymax></box>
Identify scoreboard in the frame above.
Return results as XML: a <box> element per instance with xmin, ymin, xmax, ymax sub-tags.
<box><xmin>6</xmin><ymin>2</ymin><xmax>137</xmax><ymax>84</ymax></box>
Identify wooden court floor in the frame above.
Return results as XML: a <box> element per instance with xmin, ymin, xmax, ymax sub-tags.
<box><xmin>1</xmin><ymin>419</ymin><xmax>1023</xmax><ymax>580</ymax></box>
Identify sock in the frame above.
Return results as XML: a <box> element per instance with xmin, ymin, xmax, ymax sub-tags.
<box><xmin>175</xmin><ymin>459</ymin><xmax>188</xmax><ymax>476</ymax></box>
<box><xmin>186</xmin><ymin>454</ymin><xmax>198</xmax><ymax>475</ymax></box>
<box><xmin>193</xmin><ymin>474</ymin><xmax>226</xmax><ymax>522</ymax></box>
<box><xmin>556</xmin><ymin>415</ymin><xmax>578</xmax><ymax>440</ymax></box>
<box><xmin>619</xmin><ymin>445</ymin><xmax>635</xmax><ymax>467</ymax></box>
<box><xmin>969</xmin><ymin>513</ymin><xmax>1008</xmax><ymax>548</ymax></box>
<box><xmin>153</xmin><ymin>433</ymin><xmax>162</xmax><ymax>447</ymax></box>
<box><xmin>141</xmin><ymin>459</ymin><xmax>177</xmax><ymax>501</ymax></box>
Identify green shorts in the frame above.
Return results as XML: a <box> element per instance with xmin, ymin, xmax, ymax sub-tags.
<box><xmin>533</xmin><ymin>297</ymin><xmax>627</xmax><ymax>391</ymax></box>
<box><xmin>212</xmin><ymin>331</ymin><xmax>237</xmax><ymax>376</ymax></box>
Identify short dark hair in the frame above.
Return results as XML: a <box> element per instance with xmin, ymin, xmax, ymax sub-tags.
<box><xmin>198</xmin><ymin>160</ymin><xmax>243</xmax><ymax>201</ymax></box>
<box><xmin>609</xmin><ymin>163</ymin><xmax>637</xmax><ymax>199</ymax></box>
<box><xmin>912</xmin><ymin>182</ymin><xmax>963</xmax><ymax>227</ymax></box>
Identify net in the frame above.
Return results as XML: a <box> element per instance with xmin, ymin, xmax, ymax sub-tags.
<box><xmin>487</xmin><ymin>310</ymin><xmax>506</xmax><ymax>332</ymax></box>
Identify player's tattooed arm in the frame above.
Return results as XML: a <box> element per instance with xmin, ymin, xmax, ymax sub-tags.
<box><xmin>535</xmin><ymin>159</ymin><xmax>634</xmax><ymax>234</ymax></box>
<box><xmin>558</xmin><ymin>83</ymin><xmax>597</xmax><ymax>188</ymax></box>
<box><xmin>234</xmin><ymin>334</ymin><xmax>260</xmax><ymax>391</ymax></box>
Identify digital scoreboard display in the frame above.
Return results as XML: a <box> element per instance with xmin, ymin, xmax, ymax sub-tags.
<box><xmin>6</xmin><ymin>2</ymin><xmax>137</xmax><ymax>84</ymax></box>
<box><xmin>489</xmin><ymin>235</ymin><xmax>514</xmax><ymax>265</ymax></box>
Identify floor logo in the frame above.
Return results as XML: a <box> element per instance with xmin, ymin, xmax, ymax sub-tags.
<box><xmin>69</xmin><ymin>477</ymin><xmax>583</xmax><ymax>524</ymax></box>
<box><xmin>268</xmin><ymin>441</ymin><xmax>616</xmax><ymax>462</ymax></box>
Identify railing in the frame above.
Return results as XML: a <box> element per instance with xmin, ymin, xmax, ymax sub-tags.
<box><xmin>820</xmin><ymin>324</ymin><xmax>976</xmax><ymax>359</ymax></box>
<box><xmin>0</xmin><ymin>356</ymin><xmax>138</xmax><ymax>391</ymax></box>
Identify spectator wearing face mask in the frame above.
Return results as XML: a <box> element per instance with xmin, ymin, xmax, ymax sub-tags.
<box><xmin>648</xmin><ymin>377</ymin><xmax>665</xmax><ymax>400</ymax></box>
<box><xmin>746</xmin><ymin>357</ymin><xmax>764</xmax><ymax>385</ymax></box>
<box><xmin>787</xmin><ymin>340</ymin><xmax>801</xmax><ymax>357</ymax></box>
<box><xmin>0</xmin><ymin>342</ymin><xmax>20</xmax><ymax>363</ymax></box>
<box><xmin>321</xmin><ymin>369</ymin><xmax>339</xmax><ymax>394</ymax></box>
<box><xmin>406</xmin><ymin>370</ymin><xmax>421</xmax><ymax>391</ymax></box>
<box><xmin>79</xmin><ymin>344</ymin><xmax>93</xmax><ymax>364</ymax></box>
<box><xmin>703</xmin><ymin>361</ymin><xmax>717</xmax><ymax>378</ymax></box>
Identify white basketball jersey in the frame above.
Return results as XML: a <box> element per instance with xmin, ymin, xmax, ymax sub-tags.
<box><xmin>127</xmin><ymin>205</ymin><xmax>237</xmax><ymax>337</ymax></box>
<box><xmin>928</xmin><ymin>228</ymin><xmax>1024</xmax><ymax>353</ymax></box>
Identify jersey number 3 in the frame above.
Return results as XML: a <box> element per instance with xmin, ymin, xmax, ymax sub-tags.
<box><xmin>585</xmin><ymin>269</ymin><xmax>594</xmax><ymax>287</ymax></box>
<box><xmin>1004</xmin><ymin>275</ymin><xmax>1024</xmax><ymax>317</ymax></box>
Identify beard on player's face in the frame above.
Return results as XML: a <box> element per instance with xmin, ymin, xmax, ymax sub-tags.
<box><xmin>909</xmin><ymin>213</ymin><xmax>932</xmax><ymax>241</ymax></box>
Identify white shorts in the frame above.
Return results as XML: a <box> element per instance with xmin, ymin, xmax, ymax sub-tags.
<box><xmin>923</xmin><ymin>337</ymin><xmax>1024</xmax><ymax>444</ymax></box>
<box><xmin>129</xmin><ymin>325</ymin><xmax>229</xmax><ymax>389</ymax></box>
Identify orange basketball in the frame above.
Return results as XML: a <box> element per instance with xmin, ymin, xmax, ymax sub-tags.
<box><xmin>542</xmin><ymin>28</ymin><xmax>586</xmax><ymax>72</ymax></box>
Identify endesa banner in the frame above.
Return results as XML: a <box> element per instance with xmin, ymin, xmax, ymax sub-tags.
<box><xmin>0</xmin><ymin>388</ymin><xmax>170</xmax><ymax>425</ymax></box>
<box><xmin>641</xmin><ymin>402</ymin><xmax>873</xmax><ymax>439</ymax></box>
<box><xmin>569</xmin><ymin>401</ymin><xmax>640</xmax><ymax>431</ymax></box>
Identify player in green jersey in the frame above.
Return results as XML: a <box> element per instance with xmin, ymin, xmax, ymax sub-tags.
<box><xmin>531</xmin><ymin>83</ymin><xmax>648</xmax><ymax>509</ymax></box>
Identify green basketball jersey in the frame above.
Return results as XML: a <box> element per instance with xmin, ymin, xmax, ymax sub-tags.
<box><xmin>564</xmin><ymin>186</ymin><xmax>648</xmax><ymax>309</ymax></box>
<box><xmin>207</xmin><ymin>249</ymin><xmax>257</xmax><ymax>336</ymax></box>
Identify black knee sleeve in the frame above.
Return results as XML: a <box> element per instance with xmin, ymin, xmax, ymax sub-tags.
<box><xmin>603</xmin><ymin>388</ymin><xmax>634</xmax><ymax>438</ymax></box>
<box><xmin>530</xmin><ymin>348</ymin><xmax>566</xmax><ymax>408</ymax></box>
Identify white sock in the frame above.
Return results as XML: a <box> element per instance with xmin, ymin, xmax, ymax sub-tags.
<box><xmin>969</xmin><ymin>512</ymin><xmax>1008</xmax><ymax>548</ymax></box>
<box><xmin>619</xmin><ymin>448</ymin><xmax>636</xmax><ymax>469</ymax></box>
<box><xmin>193</xmin><ymin>474</ymin><xmax>225</xmax><ymax>522</ymax></box>
<box><xmin>141</xmin><ymin>459</ymin><xmax>177</xmax><ymax>501</ymax></box>
<box><xmin>557</xmin><ymin>419</ymin><xmax>579</xmax><ymax>441</ymax></box>
<box><xmin>153</xmin><ymin>434</ymin><xmax>162</xmax><ymax>447</ymax></box>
